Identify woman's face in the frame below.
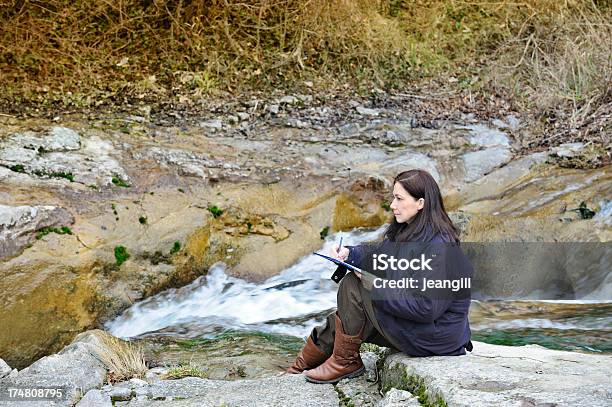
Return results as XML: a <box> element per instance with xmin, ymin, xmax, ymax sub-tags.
<box><xmin>390</xmin><ymin>182</ymin><xmax>424</xmax><ymax>223</ymax></box>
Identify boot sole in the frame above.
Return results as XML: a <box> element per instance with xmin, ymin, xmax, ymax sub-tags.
<box><xmin>304</xmin><ymin>366</ymin><xmax>365</xmax><ymax>384</ymax></box>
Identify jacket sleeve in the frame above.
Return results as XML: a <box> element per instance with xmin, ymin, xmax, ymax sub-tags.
<box><xmin>346</xmin><ymin>245</ymin><xmax>365</xmax><ymax>267</ymax></box>
<box><xmin>330</xmin><ymin>245</ymin><xmax>365</xmax><ymax>284</ymax></box>
<box><xmin>371</xmin><ymin>241</ymin><xmax>452</xmax><ymax>323</ymax></box>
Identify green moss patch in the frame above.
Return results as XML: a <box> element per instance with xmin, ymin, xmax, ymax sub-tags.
<box><xmin>382</xmin><ymin>364</ymin><xmax>447</xmax><ymax>407</ymax></box>
<box><xmin>35</xmin><ymin>226</ymin><xmax>73</xmax><ymax>240</ymax></box>
<box><xmin>114</xmin><ymin>245</ymin><xmax>130</xmax><ymax>267</ymax></box>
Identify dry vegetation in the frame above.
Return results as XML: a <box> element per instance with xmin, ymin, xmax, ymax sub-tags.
<box><xmin>93</xmin><ymin>332</ymin><xmax>148</xmax><ymax>384</ymax></box>
<box><xmin>0</xmin><ymin>0</ymin><xmax>610</xmax><ymax>149</ymax></box>
<box><xmin>163</xmin><ymin>364</ymin><xmax>209</xmax><ymax>379</ymax></box>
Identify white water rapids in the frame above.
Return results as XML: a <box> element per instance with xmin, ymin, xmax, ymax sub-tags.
<box><xmin>106</xmin><ymin>227</ymin><xmax>611</xmax><ymax>347</ymax></box>
<box><xmin>107</xmin><ymin>227</ymin><xmax>386</xmax><ymax>339</ymax></box>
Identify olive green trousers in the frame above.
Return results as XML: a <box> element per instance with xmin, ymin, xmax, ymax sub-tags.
<box><xmin>310</xmin><ymin>272</ymin><xmax>401</xmax><ymax>355</ymax></box>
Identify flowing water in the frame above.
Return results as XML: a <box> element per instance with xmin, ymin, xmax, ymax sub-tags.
<box><xmin>107</xmin><ymin>228</ymin><xmax>612</xmax><ymax>354</ymax></box>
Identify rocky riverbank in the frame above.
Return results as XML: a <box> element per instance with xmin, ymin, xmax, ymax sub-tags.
<box><xmin>1</xmin><ymin>330</ymin><xmax>610</xmax><ymax>406</ymax></box>
<box><xmin>1</xmin><ymin>94</ymin><xmax>610</xmax><ymax>370</ymax></box>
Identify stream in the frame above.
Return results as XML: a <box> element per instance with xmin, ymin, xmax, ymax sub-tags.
<box><xmin>107</xmin><ymin>228</ymin><xmax>612</xmax><ymax>354</ymax></box>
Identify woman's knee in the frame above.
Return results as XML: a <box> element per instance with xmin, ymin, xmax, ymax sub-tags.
<box><xmin>337</xmin><ymin>272</ymin><xmax>362</xmax><ymax>309</ymax></box>
<box><xmin>338</xmin><ymin>271</ymin><xmax>360</xmax><ymax>292</ymax></box>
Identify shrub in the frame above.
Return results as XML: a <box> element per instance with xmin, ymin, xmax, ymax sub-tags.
<box><xmin>114</xmin><ymin>245</ymin><xmax>130</xmax><ymax>267</ymax></box>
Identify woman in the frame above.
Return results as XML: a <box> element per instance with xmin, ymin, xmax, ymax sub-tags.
<box><xmin>287</xmin><ymin>169</ymin><xmax>472</xmax><ymax>384</ymax></box>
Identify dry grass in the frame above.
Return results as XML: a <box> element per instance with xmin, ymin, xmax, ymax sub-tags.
<box><xmin>163</xmin><ymin>364</ymin><xmax>208</xmax><ymax>380</ymax></box>
<box><xmin>92</xmin><ymin>332</ymin><xmax>148</xmax><ymax>384</ymax></box>
<box><xmin>0</xmin><ymin>0</ymin><xmax>610</xmax><ymax>146</ymax></box>
<box><xmin>0</xmin><ymin>0</ymin><xmax>413</xmax><ymax>104</ymax></box>
<box><xmin>486</xmin><ymin>1</ymin><xmax>611</xmax><ymax>147</ymax></box>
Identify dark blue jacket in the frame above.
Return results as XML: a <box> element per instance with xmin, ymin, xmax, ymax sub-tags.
<box><xmin>341</xmin><ymin>234</ymin><xmax>472</xmax><ymax>356</ymax></box>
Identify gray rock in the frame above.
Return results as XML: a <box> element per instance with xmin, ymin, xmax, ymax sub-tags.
<box><xmin>551</xmin><ymin>142</ymin><xmax>585</xmax><ymax>158</ymax></box>
<box><xmin>0</xmin><ymin>130</ymin><xmax>128</xmax><ymax>187</ymax></box>
<box><xmin>76</xmin><ymin>389</ymin><xmax>112</xmax><ymax>407</ymax></box>
<box><xmin>460</xmin><ymin>124</ymin><xmax>510</xmax><ymax>148</ymax></box>
<box><xmin>337</xmin><ymin>375</ymin><xmax>381</xmax><ymax>406</ymax></box>
<box><xmin>594</xmin><ymin>199</ymin><xmax>612</xmax><ymax>227</ymax></box>
<box><xmin>491</xmin><ymin>118</ymin><xmax>508</xmax><ymax>129</ymax></box>
<box><xmin>142</xmin><ymin>147</ymin><xmax>216</xmax><ymax>179</ymax></box>
<box><xmin>382</xmin><ymin>130</ymin><xmax>404</xmax><ymax>146</ymax></box>
<box><xmin>236</xmin><ymin>112</ymin><xmax>250</xmax><ymax>122</ymax></box>
<box><xmin>267</xmin><ymin>104</ymin><xmax>280</xmax><ymax>115</ymax></box>
<box><xmin>462</xmin><ymin>147</ymin><xmax>512</xmax><ymax>182</ymax></box>
<box><xmin>377</xmin><ymin>388</ymin><xmax>420</xmax><ymax>407</ymax></box>
<box><xmin>297</xmin><ymin>94</ymin><xmax>313</xmax><ymax>103</ymax></box>
<box><xmin>145</xmin><ymin>368</ymin><xmax>168</xmax><ymax>383</ymax></box>
<box><xmin>0</xmin><ymin>204</ymin><xmax>74</xmax><ymax>259</ymax></box>
<box><xmin>0</xmin><ymin>359</ymin><xmax>10</xmax><ymax>378</ymax></box>
<box><xmin>108</xmin><ymin>386</ymin><xmax>133</xmax><ymax>401</ymax></box>
<box><xmin>127</xmin><ymin>115</ymin><xmax>147</xmax><ymax>123</ymax></box>
<box><xmin>0</xmin><ymin>330</ymin><xmax>109</xmax><ymax>406</ymax></box>
<box><xmin>279</xmin><ymin>95</ymin><xmax>298</xmax><ymax>105</ymax></box>
<box><xmin>128</xmin><ymin>378</ymin><xmax>148</xmax><ymax>387</ymax></box>
<box><xmin>491</xmin><ymin>116</ymin><xmax>520</xmax><ymax>132</ymax></box>
<box><xmin>338</xmin><ymin>122</ymin><xmax>361</xmax><ymax>137</ymax></box>
<box><xmin>133</xmin><ymin>385</ymin><xmax>150</xmax><ymax>398</ymax></box>
<box><xmin>198</xmin><ymin>119</ymin><xmax>223</xmax><ymax>130</ymax></box>
<box><xmin>380</xmin><ymin>151</ymin><xmax>441</xmax><ymax>182</ymax></box>
<box><xmin>8</xmin><ymin>127</ymin><xmax>81</xmax><ymax>153</ymax></box>
<box><xmin>506</xmin><ymin>114</ymin><xmax>520</xmax><ymax>130</ymax></box>
<box><xmin>286</xmin><ymin>118</ymin><xmax>309</xmax><ymax>129</ymax></box>
<box><xmin>382</xmin><ymin>341</ymin><xmax>612</xmax><ymax>407</ymax></box>
<box><xmin>356</xmin><ymin>106</ymin><xmax>380</xmax><ymax>117</ymax></box>
<box><xmin>130</xmin><ymin>374</ymin><xmax>337</xmax><ymax>406</ymax></box>
<box><xmin>361</xmin><ymin>351</ymin><xmax>379</xmax><ymax>382</ymax></box>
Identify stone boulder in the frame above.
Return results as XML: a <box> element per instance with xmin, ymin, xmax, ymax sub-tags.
<box><xmin>0</xmin><ymin>204</ymin><xmax>74</xmax><ymax>259</ymax></box>
<box><xmin>0</xmin><ymin>127</ymin><xmax>129</xmax><ymax>188</ymax></box>
<box><xmin>0</xmin><ymin>330</ymin><xmax>110</xmax><ymax>406</ymax></box>
<box><xmin>382</xmin><ymin>341</ymin><xmax>612</xmax><ymax>406</ymax></box>
<box><xmin>0</xmin><ymin>359</ymin><xmax>10</xmax><ymax>379</ymax></box>
<box><xmin>76</xmin><ymin>389</ymin><xmax>112</xmax><ymax>407</ymax></box>
<box><xmin>115</xmin><ymin>374</ymin><xmax>338</xmax><ymax>406</ymax></box>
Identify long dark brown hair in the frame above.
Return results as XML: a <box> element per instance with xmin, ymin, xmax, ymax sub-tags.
<box><xmin>383</xmin><ymin>169</ymin><xmax>459</xmax><ymax>243</ymax></box>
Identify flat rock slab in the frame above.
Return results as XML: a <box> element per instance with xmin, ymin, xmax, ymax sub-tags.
<box><xmin>383</xmin><ymin>341</ymin><xmax>612</xmax><ymax>407</ymax></box>
<box><xmin>121</xmin><ymin>374</ymin><xmax>338</xmax><ymax>406</ymax></box>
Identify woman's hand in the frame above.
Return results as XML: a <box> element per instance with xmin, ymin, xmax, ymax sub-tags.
<box><xmin>332</xmin><ymin>244</ymin><xmax>350</xmax><ymax>261</ymax></box>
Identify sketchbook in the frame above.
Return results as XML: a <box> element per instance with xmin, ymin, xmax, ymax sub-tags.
<box><xmin>312</xmin><ymin>252</ymin><xmax>365</xmax><ymax>274</ymax></box>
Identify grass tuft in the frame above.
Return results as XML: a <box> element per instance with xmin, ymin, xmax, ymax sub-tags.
<box><xmin>170</xmin><ymin>241</ymin><xmax>181</xmax><ymax>255</ymax></box>
<box><xmin>207</xmin><ymin>205</ymin><xmax>223</xmax><ymax>218</ymax></box>
<box><xmin>92</xmin><ymin>332</ymin><xmax>148</xmax><ymax>384</ymax></box>
<box><xmin>111</xmin><ymin>176</ymin><xmax>130</xmax><ymax>188</ymax></box>
<box><xmin>164</xmin><ymin>365</ymin><xmax>208</xmax><ymax>380</ymax></box>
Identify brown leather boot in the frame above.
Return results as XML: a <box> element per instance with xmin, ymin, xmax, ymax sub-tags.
<box><xmin>286</xmin><ymin>335</ymin><xmax>328</xmax><ymax>374</ymax></box>
<box><xmin>304</xmin><ymin>314</ymin><xmax>365</xmax><ymax>383</ymax></box>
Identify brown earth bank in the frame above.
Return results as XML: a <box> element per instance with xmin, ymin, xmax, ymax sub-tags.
<box><xmin>1</xmin><ymin>1</ymin><xmax>610</xmax><ymax>163</ymax></box>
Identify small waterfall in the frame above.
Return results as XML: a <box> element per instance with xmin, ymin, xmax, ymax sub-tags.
<box><xmin>106</xmin><ymin>226</ymin><xmax>611</xmax><ymax>353</ymax></box>
<box><xmin>106</xmin><ymin>227</ymin><xmax>386</xmax><ymax>339</ymax></box>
